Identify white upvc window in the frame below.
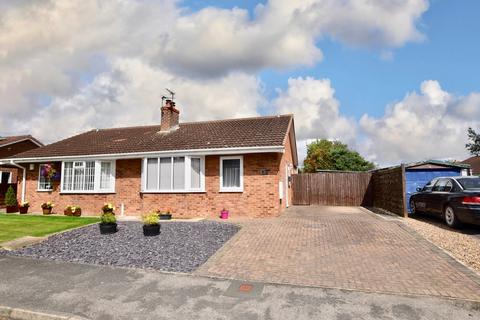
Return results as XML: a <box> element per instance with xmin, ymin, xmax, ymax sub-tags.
<box><xmin>37</xmin><ymin>164</ymin><xmax>53</xmax><ymax>191</ymax></box>
<box><xmin>0</xmin><ymin>171</ymin><xmax>12</xmax><ymax>184</ymax></box>
<box><xmin>220</xmin><ymin>156</ymin><xmax>243</xmax><ymax>192</ymax></box>
<box><xmin>60</xmin><ymin>160</ymin><xmax>115</xmax><ymax>193</ymax></box>
<box><xmin>142</xmin><ymin>156</ymin><xmax>205</xmax><ymax>193</ymax></box>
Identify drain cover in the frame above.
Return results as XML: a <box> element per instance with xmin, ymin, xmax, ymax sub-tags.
<box><xmin>224</xmin><ymin>280</ymin><xmax>264</xmax><ymax>298</ymax></box>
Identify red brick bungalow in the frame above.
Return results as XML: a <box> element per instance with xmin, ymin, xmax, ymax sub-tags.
<box><xmin>2</xmin><ymin>101</ymin><xmax>298</xmax><ymax>217</ymax></box>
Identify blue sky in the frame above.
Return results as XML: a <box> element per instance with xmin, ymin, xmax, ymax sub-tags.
<box><xmin>1</xmin><ymin>0</ymin><xmax>479</xmax><ymax>165</ymax></box>
<box><xmin>183</xmin><ymin>0</ymin><xmax>480</xmax><ymax>120</ymax></box>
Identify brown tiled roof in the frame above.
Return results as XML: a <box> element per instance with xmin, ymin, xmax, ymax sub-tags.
<box><xmin>0</xmin><ymin>135</ymin><xmax>43</xmax><ymax>148</ymax></box>
<box><xmin>462</xmin><ymin>156</ymin><xmax>480</xmax><ymax>175</ymax></box>
<box><xmin>10</xmin><ymin>115</ymin><xmax>293</xmax><ymax>159</ymax></box>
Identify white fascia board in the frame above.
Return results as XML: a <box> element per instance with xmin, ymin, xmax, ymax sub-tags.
<box><xmin>0</xmin><ymin>138</ymin><xmax>43</xmax><ymax>148</ymax></box>
<box><xmin>6</xmin><ymin>146</ymin><xmax>285</xmax><ymax>163</ymax></box>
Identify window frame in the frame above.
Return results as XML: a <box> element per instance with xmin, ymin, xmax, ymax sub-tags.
<box><xmin>0</xmin><ymin>171</ymin><xmax>12</xmax><ymax>184</ymax></box>
<box><xmin>219</xmin><ymin>155</ymin><xmax>244</xmax><ymax>193</ymax></box>
<box><xmin>141</xmin><ymin>156</ymin><xmax>205</xmax><ymax>193</ymax></box>
<box><xmin>60</xmin><ymin>160</ymin><xmax>116</xmax><ymax>194</ymax></box>
<box><xmin>37</xmin><ymin>164</ymin><xmax>54</xmax><ymax>192</ymax></box>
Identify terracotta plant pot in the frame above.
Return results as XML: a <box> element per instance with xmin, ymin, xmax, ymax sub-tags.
<box><xmin>143</xmin><ymin>224</ymin><xmax>160</xmax><ymax>236</ymax></box>
<box><xmin>99</xmin><ymin>223</ymin><xmax>117</xmax><ymax>234</ymax></box>
<box><xmin>42</xmin><ymin>208</ymin><xmax>53</xmax><ymax>215</ymax></box>
<box><xmin>19</xmin><ymin>207</ymin><xmax>29</xmax><ymax>214</ymax></box>
<box><xmin>6</xmin><ymin>206</ymin><xmax>18</xmax><ymax>213</ymax></box>
<box><xmin>64</xmin><ymin>209</ymin><xmax>73</xmax><ymax>216</ymax></box>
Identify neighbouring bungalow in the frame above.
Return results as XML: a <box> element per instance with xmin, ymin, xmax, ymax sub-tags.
<box><xmin>0</xmin><ymin>135</ymin><xmax>43</xmax><ymax>184</ymax></box>
<box><xmin>0</xmin><ymin>100</ymin><xmax>298</xmax><ymax>217</ymax></box>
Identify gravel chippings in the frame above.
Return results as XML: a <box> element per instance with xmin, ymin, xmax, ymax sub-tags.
<box><xmin>404</xmin><ymin>217</ymin><xmax>480</xmax><ymax>273</ymax></box>
<box><xmin>2</xmin><ymin>221</ymin><xmax>240</xmax><ymax>273</ymax></box>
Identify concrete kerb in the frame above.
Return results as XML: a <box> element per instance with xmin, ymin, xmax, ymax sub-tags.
<box><xmin>0</xmin><ymin>306</ymin><xmax>89</xmax><ymax>320</ymax></box>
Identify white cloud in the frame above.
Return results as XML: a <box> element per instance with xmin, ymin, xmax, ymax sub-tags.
<box><xmin>273</xmin><ymin>77</ymin><xmax>357</xmax><ymax>162</ymax></box>
<box><xmin>160</xmin><ymin>0</ymin><xmax>429</xmax><ymax>76</ymax></box>
<box><xmin>360</xmin><ymin>80</ymin><xmax>480</xmax><ymax>164</ymax></box>
<box><xmin>0</xmin><ymin>0</ymin><xmax>430</xmax><ymax>155</ymax></box>
<box><xmin>12</xmin><ymin>58</ymin><xmax>262</xmax><ymax>143</ymax></box>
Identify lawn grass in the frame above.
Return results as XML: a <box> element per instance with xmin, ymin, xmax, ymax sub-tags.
<box><xmin>0</xmin><ymin>214</ymin><xmax>100</xmax><ymax>243</ymax></box>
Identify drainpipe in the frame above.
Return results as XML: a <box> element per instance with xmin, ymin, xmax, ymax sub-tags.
<box><xmin>8</xmin><ymin>161</ymin><xmax>26</xmax><ymax>203</ymax></box>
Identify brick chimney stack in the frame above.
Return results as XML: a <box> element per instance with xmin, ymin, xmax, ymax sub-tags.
<box><xmin>160</xmin><ymin>99</ymin><xmax>179</xmax><ymax>131</ymax></box>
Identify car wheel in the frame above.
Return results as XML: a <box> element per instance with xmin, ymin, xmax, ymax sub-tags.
<box><xmin>410</xmin><ymin>199</ymin><xmax>419</xmax><ymax>215</ymax></box>
<box><xmin>444</xmin><ymin>206</ymin><xmax>461</xmax><ymax>228</ymax></box>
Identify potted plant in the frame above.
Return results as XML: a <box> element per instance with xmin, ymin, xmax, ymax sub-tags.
<box><xmin>142</xmin><ymin>212</ymin><xmax>160</xmax><ymax>236</ymax></box>
<box><xmin>41</xmin><ymin>202</ymin><xmax>54</xmax><ymax>215</ymax></box>
<box><xmin>40</xmin><ymin>163</ymin><xmax>57</xmax><ymax>190</ymax></box>
<box><xmin>99</xmin><ymin>212</ymin><xmax>117</xmax><ymax>234</ymax></box>
<box><xmin>102</xmin><ymin>203</ymin><xmax>115</xmax><ymax>215</ymax></box>
<box><xmin>4</xmin><ymin>186</ymin><xmax>18</xmax><ymax>213</ymax></box>
<box><xmin>64</xmin><ymin>205</ymin><xmax>82</xmax><ymax>217</ymax></box>
<box><xmin>157</xmin><ymin>208</ymin><xmax>172</xmax><ymax>220</ymax></box>
<box><xmin>18</xmin><ymin>202</ymin><xmax>30</xmax><ymax>214</ymax></box>
<box><xmin>220</xmin><ymin>208</ymin><xmax>229</xmax><ymax>219</ymax></box>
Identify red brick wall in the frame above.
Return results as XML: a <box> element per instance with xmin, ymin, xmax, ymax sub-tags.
<box><xmin>18</xmin><ymin>153</ymin><xmax>283</xmax><ymax>217</ymax></box>
<box><xmin>278</xmin><ymin>128</ymin><xmax>296</xmax><ymax>209</ymax></box>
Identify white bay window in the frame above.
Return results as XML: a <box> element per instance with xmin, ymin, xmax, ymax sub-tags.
<box><xmin>61</xmin><ymin>160</ymin><xmax>115</xmax><ymax>193</ymax></box>
<box><xmin>142</xmin><ymin>156</ymin><xmax>204</xmax><ymax>192</ymax></box>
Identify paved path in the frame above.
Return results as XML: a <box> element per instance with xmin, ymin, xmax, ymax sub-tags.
<box><xmin>0</xmin><ymin>256</ymin><xmax>479</xmax><ymax>320</ymax></box>
<box><xmin>197</xmin><ymin>206</ymin><xmax>480</xmax><ymax>301</ymax></box>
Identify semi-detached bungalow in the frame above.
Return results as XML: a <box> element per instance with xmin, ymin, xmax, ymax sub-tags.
<box><xmin>1</xmin><ymin>100</ymin><xmax>298</xmax><ymax>217</ymax></box>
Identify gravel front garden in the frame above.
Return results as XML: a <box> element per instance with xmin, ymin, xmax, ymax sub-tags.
<box><xmin>1</xmin><ymin>221</ymin><xmax>240</xmax><ymax>273</ymax></box>
<box><xmin>404</xmin><ymin>217</ymin><xmax>480</xmax><ymax>273</ymax></box>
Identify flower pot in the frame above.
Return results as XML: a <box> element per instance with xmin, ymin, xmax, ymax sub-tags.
<box><xmin>19</xmin><ymin>207</ymin><xmax>29</xmax><ymax>214</ymax></box>
<box><xmin>143</xmin><ymin>224</ymin><xmax>160</xmax><ymax>236</ymax></box>
<box><xmin>159</xmin><ymin>213</ymin><xmax>172</xmax><ymax>220</ymax></box>
<box><xmin>99</xmin><ymin>223</ymin><xmax>117</xmax><ymax>234</ymax></box>
<box><xmin>42</xmin><ymin>208</ymin><xmax>53</xmax><ymax>215</ymax></box>
<box><xmin>6</xmin><ymin>205</ymin><xmax>18</xmax><ymax>213</ymax></box>
<box><xmin>72</xmin><ymin>209</ymin><xmax>82</xmax><ymax>217</ymax></box>
<box><xmin>64</xmin><ymin>209</ymin><xmax>73</xmax><ymax>216</ymax></box>
<box><xmin>220</xmin><ymin>210</ymin><xmax>229</xmax><ymax>219</ymax></box>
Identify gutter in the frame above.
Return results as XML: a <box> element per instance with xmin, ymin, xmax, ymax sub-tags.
<box><xmin>4</xmin><ymin>145</ymin><xmax>285</xmax><ymax>163</ymax></box>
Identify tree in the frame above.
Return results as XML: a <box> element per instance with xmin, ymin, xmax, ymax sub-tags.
<box><xmin>303</xmin><ymin>139</ymin><xmax>375</xmax><ymax>173</ymax></box>
<box><xmin>466</xmin><ymin>127</ymin><xmax>480</xmax><ymax>156</ymax></box>
<box><xmin>4</xmin><ymin>186</ymin><xmax>17</xmax><ymax>207</ymax></box>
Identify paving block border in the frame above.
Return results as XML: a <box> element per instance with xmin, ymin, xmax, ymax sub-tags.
<box><xmin>0</xmin><ymin>306</ymin><xmax>88</xmax><ymax>320</ymax></box>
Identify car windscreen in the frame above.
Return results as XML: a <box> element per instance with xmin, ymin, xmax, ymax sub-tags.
<box><xmin>457</xmin><ymin>178</ymin><xmax>480</xmax><ymax>189</ymax></box>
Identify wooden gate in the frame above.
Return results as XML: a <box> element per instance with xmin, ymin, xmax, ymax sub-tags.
<box><xmin>292</xmin><ymin>172</ymin><xmax>373</xmax><ymax>206</ymax></box>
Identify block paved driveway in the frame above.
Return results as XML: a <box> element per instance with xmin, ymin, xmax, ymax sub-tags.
<box><xmin>196</xmin><ymin>206</ymin><xmax>480</xmax><ymax>301</ymax></box>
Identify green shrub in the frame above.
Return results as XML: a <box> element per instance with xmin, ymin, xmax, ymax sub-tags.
<box><xmin>4</xmin><ymin>186</ymin><xmax>17</xmax><ymax>207</ymax></box>
<box><xmin>142</xmin><ymin>212</ymin><xmax>159</xmax><ymax>225</ymax></box>
<box><xmin>100</xmin><ymin>213</ymin><xmax>116</xmax><ymax>224</ymax></box>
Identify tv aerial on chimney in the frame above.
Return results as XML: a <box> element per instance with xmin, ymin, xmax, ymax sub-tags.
<box><xmin>165</xmin><ymin>88</ymin><xmax>175</xmax><ymax>101</ymax></box>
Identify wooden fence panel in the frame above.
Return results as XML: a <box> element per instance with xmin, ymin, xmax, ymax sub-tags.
<box><xmin>292</xmin><ymin>172</ymin><xmax>373</xmax><ymax>206</ymax></box>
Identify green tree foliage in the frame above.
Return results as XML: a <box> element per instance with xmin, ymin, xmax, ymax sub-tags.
<box><xmin>303</xmin><ymin>139</ymin><xmax>375</xmax><ymax>172</ymax></box>
<box><xmin>4</xmin><ymin>186</ymin><xmax>17</xmax><ymax>207</ymax></box>
<box><xmin>466</xmin><ymin>127</ymin><xmax>480</xmax><ymax>156</ymax></box>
